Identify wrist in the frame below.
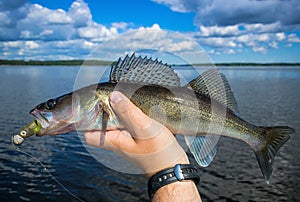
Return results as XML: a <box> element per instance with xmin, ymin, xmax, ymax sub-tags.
<box><xmin>147</xmin><ymin>163</ymin><xmax>200</xmax><ymax>199</ymax></box>
<box><xmin>145</xmin><ymin>154</ymin><xmax>190</xmax><ymax>179</ymax></box>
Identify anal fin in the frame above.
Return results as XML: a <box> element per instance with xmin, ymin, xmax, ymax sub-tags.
<box><xmin>185</xmin><ymin>135</ymin><xmax>219</xmax><ymax>167</ymax></box>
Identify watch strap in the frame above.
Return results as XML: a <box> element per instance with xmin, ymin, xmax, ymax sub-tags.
<box><xmin>147</xmin><ymin>164</ymin><xmax>200</xmax><ymax>199</ymax></box>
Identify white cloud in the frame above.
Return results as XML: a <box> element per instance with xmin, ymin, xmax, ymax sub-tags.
<box><xmin>77</xmin><ymin>22</ymin><xmax>118</xmax><ymax>41</ymax></box>
<box><xmin>0</xmin><ymin>0</ymin><xmax>118</xmax><ymax>42</ymax></box>
<box><xmin>130</xmin><ymin>24</ymin><xmax>166</xmax><ymax>42</ymax></box>
<box><xmin>3</xmin><ymin>41</ymin><xmax>22</xmax><ymax>48</ymax></box>
<box><xmin>269</xmin><ymin>41</ymin><xmax>278</xmax><ymax>49</ymax></box>
<box><xmin>25</xmin><ymin>41</ymin><xmax>39</xmax><ymax>49</ymax></box>
<box><xmin>82</xmin><ymin>41</ymin><xmax>96</xmax><ymax>49</ymax></box>
<box><xmin>111</xmin><ymin>22</ymin><xmax>134</xmax><ymax>31</ymax></box>
<box><xmin>236</xmin><ymin>34</ymin><xmax>250</xmax><ymax>44</ymax></box>
<box><xmin>18</xmin><ymin>49</ymin><xmax>24</xmax><ymax>56</ymax></box>
<box><xmin>127</xmin><ymin>24</ymin><xmax>199</xmax><ymax>54</ymax></box>
<box><xmin>0</xmin><ymin>0</ymin><xmax>122</xmax><ymax>59</ymax></box>
<box><xmin>68</xmin><ymin>0</ymin><xmax>92</xmax><ymax>27</ymax></box>
<box><xmin>153</xmin><ymin>0</ymin><xmax>300</xmax><ymax>57</ymax></box>
<box><xmin>275</xmin><ymin>32</ymin><xmax>286</xmax><ymax>41</ymax></box>
<box><xmin>155</xmin><ymin>0</ymin><xmax>300</xmax><ymax>30</ymax></box>
<box><xmin>40</xmin><ymin>29</ymin><xmax>54</xmax><ymax>36</ymax></box>
<box><xmin>168</xmin><ymin>40</ymin><xmax>196</xmax><ymax>52</ymax></box>
<box><xmin>1</xmin><ymin>0</ymin><xmax>299</xmax><ymax>61</ymax></box>
<box><xmin>197</xmin><ymin>37</ymin><xmax>237</xmax><ymax>48</ymax></box>
<box><xmin>193</xmin><ymin>30</ymin><xmax>291</xmax><ymax>56</ymax></box>
<box><xmin>208</xmin><ymin>49</ymin><xmax>220</xmax><ymax>55</ymax></box>
<box><xmin>25</xmin><ymin>4</ymin><xmax>72</xmax><ymax>25</ymax></box>
<box><xmin>256</xmin><ymin>34</ymin><xmax>270</xmax><ymax>42</ymax></box>
<box><xmin>225</xmin><ymin>49</ymin><xmax>235</xmax><ymax>55</ymax></box>
<box><xmin>199</xmin><ymin>25</ymin><xmax>240</xmax><ymax>37</ymax></box>
<box><xmin>77</xmin><ymin>26</ymin><xmax>99</xmax><ymax>39</ymax></box>
<box><xmin>85</xmin><ymin>25</ymin><xmax>208</xmax><ymax>64</ymax></box>
<box><xmin>151</xmin><ymin>0</ymin><xmax>191</xmax><ymax>12</ymax></box>
<box><xmin>243</xmin><ymin>23</ymin><xmax>281</xmax><ymax>34</ymax></box>
<box><xmin>253</xmin><ymin>46</ymin><xmax>267</xmax><ymax>54</ymax></box>
<box><xmin>236</xmin><ymin>33</ymin><xmax>285</xmax><ymax>46</ymax></box>
<box><xmin>0</xmin><ymin>23</ymin><xmax>204</xmax><ymax>61</ymax></box>
<box><xmin>287</xmin><ymin>33</ymin><xmax>300</xmax><ymax>43</ymax></box>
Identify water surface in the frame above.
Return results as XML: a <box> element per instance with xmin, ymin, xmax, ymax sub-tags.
<box><xmin>0</xmin><ymin>65</ymin><xmax>299</xmax><ymax>201</ymax></box>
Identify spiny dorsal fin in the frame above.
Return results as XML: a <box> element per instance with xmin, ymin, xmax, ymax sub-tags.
<box><xmin>109</xmin><ymin>53</ymin><xmax>180</xmax><ymax>87</ymax></box>
<box><xmin>188</xmin><ymin>69</ymin><xmax>238</xmax><ymax>113</ymax></box>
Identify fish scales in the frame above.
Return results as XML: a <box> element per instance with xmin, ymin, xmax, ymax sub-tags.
<box><xmin>96</xmin><ymin>82</ymin><xmax>264</xmax><ymax>149</ymax></box>
<box><xmin>12</xmin><ymin>53</ymin><xmax>294</xmax><ymax>183</ymax></box>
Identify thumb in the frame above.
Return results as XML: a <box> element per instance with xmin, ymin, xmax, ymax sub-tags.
<box><xmin>109</xmin><ymin>91</ymin><xmax>163</xmax><ymax>140</ymax></box>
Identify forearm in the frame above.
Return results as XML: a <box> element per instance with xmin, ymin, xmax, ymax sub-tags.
<box><xmin>153</xmin><ymin>180</ymin><xmax>202</xmax><ymax>202</ymax></box>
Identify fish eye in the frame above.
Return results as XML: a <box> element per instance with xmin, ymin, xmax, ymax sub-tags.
<box><xmin>45</xmin><ymin>99</ymin><xmax>56</xmax><ymax>110</ymax></box>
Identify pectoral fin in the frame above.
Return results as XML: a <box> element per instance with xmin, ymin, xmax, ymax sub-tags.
<box><xmin>95</xmin><ymin>92</ymin><xmax>116</xmax><ymax>146</ymax></box>
<box><xmin>100</xmin><ymin>110</ymin><xmax>109</xmax><ymax>145</ymax></box>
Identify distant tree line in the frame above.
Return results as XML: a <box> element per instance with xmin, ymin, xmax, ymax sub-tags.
<box><xmin>0</xmin><ymin>60</ymin><xmax>113</xmax><ymax>66</ymax></box>
<box><xmin>0</xmin><ymin>59</ymin><xmax>299</xmax><ymax>66</ymax></box>
<box><xmin>225</xmin><ymin>63</ymin><xmax>300</xmax><ymax>66</ymax></box>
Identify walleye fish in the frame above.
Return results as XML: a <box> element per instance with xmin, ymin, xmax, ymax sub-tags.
<box><xmin>12</xmin><ymin>54</ymin><xmax>294</xmax><ymax>183</ymax></box>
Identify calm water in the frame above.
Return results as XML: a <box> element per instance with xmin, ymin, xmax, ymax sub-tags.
<box><xmin>0</xmin><ymin>65</ymin><xmax>299</xmax><ymax>201</ymax></box>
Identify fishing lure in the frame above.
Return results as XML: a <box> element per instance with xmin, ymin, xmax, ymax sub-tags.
<box><xmin>12</xmin><ymin>120</ymin><xmax>41</xmax><ymax>145</ymax></box>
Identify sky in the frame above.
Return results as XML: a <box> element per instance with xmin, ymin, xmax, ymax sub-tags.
<box><xmin>0</xmin><ymin>0</ymin><xmax>300</xmax><ymax>63</ymax></box>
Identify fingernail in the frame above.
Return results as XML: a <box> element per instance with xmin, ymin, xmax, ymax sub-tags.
<box><xmin>110</xmin><ymin>91</ymin><xmax>123</xmax><ymax>104</ymax></box>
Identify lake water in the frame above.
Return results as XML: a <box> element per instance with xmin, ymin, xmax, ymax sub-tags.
<box><xmin>0</xmin><ymin>65</ymin><xmax>299</xmax><ymax>201</ymax></box>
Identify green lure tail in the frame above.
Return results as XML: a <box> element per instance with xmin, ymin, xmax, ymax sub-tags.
<box><xmin>12</xmin><ymin>120</ymin><xmax>42</xmax><ymax>145</ymax></box>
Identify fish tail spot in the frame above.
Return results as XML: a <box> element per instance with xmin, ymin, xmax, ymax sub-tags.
<box><xmin>255</xmin><ymin>126</ymin><xmax>294</xmax><ymax>183</ymax></box>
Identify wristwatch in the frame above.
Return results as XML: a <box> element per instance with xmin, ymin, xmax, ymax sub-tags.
<box><xmin>147</xmin><ymin>164</ymin><xmax>200</xmax><ymax>199</ymax></box>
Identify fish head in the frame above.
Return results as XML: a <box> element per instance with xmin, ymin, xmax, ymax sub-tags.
<box><xmin>29</xmin><ymin>93</ymin><xmax>76</xmax><ymax>136</ymax></box>
<box><xmin>29</xmin><ymin>84</ymin><xmax>115</xmax><ymax>136</ymax></box>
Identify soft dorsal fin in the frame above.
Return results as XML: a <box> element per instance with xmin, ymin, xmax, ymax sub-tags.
<box><xmin>109</xmin><ymin>53</ymin><xmax>180</xmax><ymax>87</ymax></box>
<box><xmin>187</xmin><ymin>69</ymin><xmax>238</xmax><ymax>113</ymax></box>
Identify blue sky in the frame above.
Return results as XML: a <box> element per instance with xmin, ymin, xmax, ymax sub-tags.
<box><xmin>1</xmin><ymin>0</ymin><xmax>300</xmax><ymax>63</ymax></box>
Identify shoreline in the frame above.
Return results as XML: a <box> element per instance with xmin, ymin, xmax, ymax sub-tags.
<box><xmin>0</xmin><ymin>60</ymin><xmax>114</xmax><ymax>66</ymax></box>
<box><xmin>0</xmin><ymin>60</ymin><xmax>300</xmax><ymax>67</ymax></box>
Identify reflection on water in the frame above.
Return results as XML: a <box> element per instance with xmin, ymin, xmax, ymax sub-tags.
<box><xmin>0</xmin><ymin>65</ymin><xmax>299</xmax><ymax>201</ymax></box>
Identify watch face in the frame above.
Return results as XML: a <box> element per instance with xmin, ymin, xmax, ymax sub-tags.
<box><xmin>148</xmin><ymin>164</ymin><xmax>200</xmax><ymax>199</ymax></box>
<box><xmin>174</xmin><ymin>164</ymin><xmax>185</xmax><ymax>180</ymax></box>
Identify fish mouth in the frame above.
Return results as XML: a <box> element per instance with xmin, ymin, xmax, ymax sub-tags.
<box><xmin>29</xmin><ymin>109</ymin><xmax>50</xmax><ymax>128</ymax></box>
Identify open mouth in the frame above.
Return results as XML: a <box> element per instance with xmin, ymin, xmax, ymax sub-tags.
<box><xmin>29</xmin><ymin>109</ymin><xmax>50</xmax><ymax>128</ymax></box>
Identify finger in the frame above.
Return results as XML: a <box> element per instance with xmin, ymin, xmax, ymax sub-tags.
<box><xmin>109</xmin><ymin>91</ymin><xmax>163</xmax><ymax>140</ymax></box>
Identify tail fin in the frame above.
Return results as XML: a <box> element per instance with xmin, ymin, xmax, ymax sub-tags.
<box><xmin>255</xmin><ymin>126</ymin><xmax>294</xmax><ymax>184</ymax></box>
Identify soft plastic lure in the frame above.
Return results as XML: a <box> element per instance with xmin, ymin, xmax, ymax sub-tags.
<box><xmin>12</xmin><ymin>120</ymin><xmax>41</xmax><ymax>145</ymax></box>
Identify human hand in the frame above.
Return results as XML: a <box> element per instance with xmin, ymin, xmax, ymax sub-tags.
<box><xmin>84</xmin><ymin>91</ymin><xmax>189</xmax><ymax>177</ymax></box>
